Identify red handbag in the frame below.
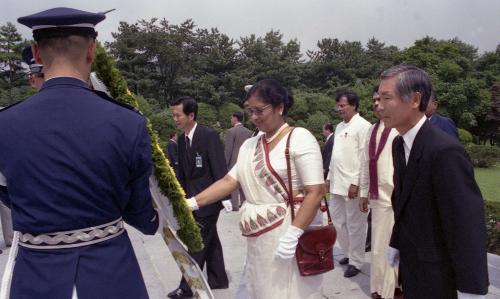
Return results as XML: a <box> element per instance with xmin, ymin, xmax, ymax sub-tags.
<box><xmin>285</xmin><ymin>128</ymin><xmax>337</xmax><ymax>276</ymax></box>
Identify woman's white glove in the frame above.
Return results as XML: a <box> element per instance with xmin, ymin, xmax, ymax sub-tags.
<box><xmin>222</xmin><ymin>200</ymin><xmax>232</xmax><ymax>212</ymax></box>
<box><xmin>186</xmin><ymin>197</ymin><xmax>199</xmax><ymax>211</ymax></box>
<box><xmin>274</xmin><ymin>225</ymin><xmax>304</xmax><ymax>260</ymax></box>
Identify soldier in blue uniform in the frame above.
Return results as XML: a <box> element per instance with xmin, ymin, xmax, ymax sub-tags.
<box><xmin>0</xmin><ymin>7</ymin><xmax>159</xmax><ymax>299</ymax></box>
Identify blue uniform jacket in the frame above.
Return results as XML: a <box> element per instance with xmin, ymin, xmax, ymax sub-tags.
<box><xmin>429</xmin><ymin>113</ymin><xmax>459</xmax><ymax>141</ymax></box>
<box><xmin>0</xmin><ymin>77</ymin><xmax>157</xmax><ymax>298</ymax></box>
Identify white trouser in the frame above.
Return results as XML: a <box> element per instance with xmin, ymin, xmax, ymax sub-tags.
<box><xmin>329</xmin><ymin>194</ymin><xmax>367</xmax><ymax>269</ymax></box>
<box><xmin>370</xmin><ymin>206</ymin><xmax>398</xmax><ymax>298</ymax></box>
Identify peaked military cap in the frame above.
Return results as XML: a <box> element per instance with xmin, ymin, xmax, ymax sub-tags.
<box><xmin>18</xmin><ymin>7</ymin><xmax>105</xmax><ymax>41</ymax></box>
<box><xmin>21</xmin><ymin>46</ymin><xmax>43</xmax><ymax>74</ymax></box>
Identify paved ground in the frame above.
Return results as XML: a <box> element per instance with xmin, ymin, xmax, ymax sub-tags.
<box><xmin>1</xmin><ymin>211</ymin><xmax>500</xmax><ymax>298</ymax></box>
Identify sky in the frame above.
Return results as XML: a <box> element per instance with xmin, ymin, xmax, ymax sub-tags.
<box><xmin>2</xmin><ymin>0</ymin><xmax>499</xmax><ymax>55</ymax></box>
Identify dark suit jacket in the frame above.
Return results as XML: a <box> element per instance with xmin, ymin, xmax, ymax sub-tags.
<box><xmin>167</xmin><ymin>139</ymin><xmax>179</xmax><ymax>177</ymax></box>
<box><xmin>224</xmin><ymin>124</ymin><xmax>252</xmax><ymax>169</ymax></box>
<box><xmin>322</xmin><ymin>134</ymin><xmax>334</xmax><ymax>179</ymax></box>
<box><xmin>390</xmin><ymin>120</ymin><xmax>488</xmax><ymax>298</ymax></box>
<box><xmin>430</xmin><ymin>113</ymin><xmax>459</xmax><ymax>141</ymax></box>
<box><xmin>178</xmin><ymin>124</ymin><xmax>226</xmax><ymax>217</ymax></box>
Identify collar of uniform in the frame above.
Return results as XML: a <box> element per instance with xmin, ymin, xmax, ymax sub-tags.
<box><xmin>40</xmin><ymin>76</ymin><xmax>89</xmax><ymax>91</ymax></box>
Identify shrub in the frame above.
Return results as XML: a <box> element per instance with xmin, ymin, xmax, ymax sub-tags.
<box><xmin>465</xmin><ymin>144</ymin><xmax>500</xmax><ymax>168</ymax></box>
<box><xmin>485</xmin><ymin>201</ymin><xmax>500</xmax><ymax>255</ymax></box>
<box><xmin>458</xmin><ymin>128</ymin><xmax>473</xmax><ymax>145</ymax></box>
<box><xmin>197</xmin><ymin>102</ymin><xmax>219</xmax><ymax>128</ymax></box>
<box><xmin>218</xmin><ymin>102</ymin><xmax>243</xmax><ymax>129</ymax></box>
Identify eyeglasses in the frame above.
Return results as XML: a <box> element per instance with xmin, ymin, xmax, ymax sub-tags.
<box><xmin>245</xmin><ymin>104</ymin><xmax>272</xmax><ymax>116</ymax></box>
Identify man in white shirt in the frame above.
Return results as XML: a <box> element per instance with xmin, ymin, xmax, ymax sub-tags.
<box><xmin>379</xmin><ymin>64</ymin><xmax>488</xmax><ymax>299</ymax></box>
<box><xmin>326</xmin><ymin>91</ymin><xmax>371</xmax><ymax>278</ymax></box>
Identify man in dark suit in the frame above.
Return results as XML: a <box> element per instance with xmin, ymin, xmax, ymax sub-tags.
<box><xmin>0</xmin><ymin>7</ymin><xmax>159</xmax><ymax>298</ymax></box>
<box><xmin>425</xmin><ymin>91</ymin><xmax>459</xmax><ymax>141</ymax></box>
<box><xmin>378</xmin><ymin>64</ymin><xmax>488</xmax><ymax>299</ymax></box>
<box><xmin>224</xmin><ymin>111</ymin><xmax>252</xmax><ymax>211</ymax></box>
<box><xmin>168</xmin><ymin>96</ymin><xmax>229</xmax><ymax>298</ymax></box>
<box><xmin>167</xmin><ymin>131</ymin><xmax>179</xmax><ymax>178</ymax></box>
<box><xmin>321</xmin><ymin>122</ymin><xmax>334</xmax><ymax>179</ymax></box>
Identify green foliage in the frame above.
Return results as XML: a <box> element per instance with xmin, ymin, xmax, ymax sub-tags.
<box><xmin>484</xmin><ymin>201</ymin><xmax>500</xmax><ymax>254</ymax></box>
<box><xmin>150</xmin><ymin>109</ymin><xmax>176</xmax><ymax>141</ymax></box>
<box><xmin>306</xmin><ymin>111</ymin><xmax>329</xmax><ymax>140</ymax></box>
<box><xmin>197</xmin><ymin>102</ymin><xmax>218</xmax><ymax>127</ymax></box>
<box><xmin>465</xmin><ymin>144</ymin><xmax>500</xmax><ymax>168</ymax></box>
<box><xmin>288</xmin><ymin>95</ymin><xmax>308</xmax><ymax>121</ymax></box>
<box><xmin>92</xmin><ymin>43</ymin><xmax>203</xmax><ymax>252</ymax></box>
<box><xmin>458</xmin><ymin>128</ymin><xmax>473</xmax><ymax>145</ymax></box>
<box><xmin>0</xmin><ymin>22</ymin><xmax>31</xmax><ymax>106</ymax></box>
<box><xmin>218</xmin><ymin>102</ymin><xmax>243</xmax><ymax>129</ymax></box>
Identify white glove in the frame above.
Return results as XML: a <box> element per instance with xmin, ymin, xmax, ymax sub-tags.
<box><xmin>386</xmin><ymin>246</ymin><xmax>400</xmax><ymax>268</ymax></box>
<box><xmin>222</xmin><ymin>200</ymin><xmax>232</xmax><ymax>212</ymax></box>
<box><xmin>186</xmin><ymin>197</ymin><xmax>199</xmax><ymax>211</ymax></box>
<box><xmin>457</xmin><ymin>291</ymin><xmax>485</xmax><ymax>299</ymax></box>
<box><xmin>274</xmin><ymin>225</ymin><xmax>304</xmax><ymax>260</ymax></box>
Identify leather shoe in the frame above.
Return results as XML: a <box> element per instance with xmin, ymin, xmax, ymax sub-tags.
<box><xmin>167</xmin><ymin>288</ymin><xmax>193</xmax><ymax>299</ymax></box>
<box><xmin>339</xmin><ymin>257</ymin><xmax>349</xmax><ymax>265</ymax></box>
<box><xmin>344</xmin><ymin>265</ymin><xmax>360</xmax><ymax>277</ymax></box>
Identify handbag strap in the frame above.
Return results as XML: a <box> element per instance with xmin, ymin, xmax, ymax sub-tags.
<box><xmin>285</xmin><ymin>128</ymin><xmax>332</xmax><ymax>225</ymax></box>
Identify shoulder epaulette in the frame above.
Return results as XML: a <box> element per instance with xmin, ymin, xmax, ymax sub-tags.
<box><xmin>92</xmin><ymin>89</ymin><xmax>143</xmax><ymax>115</ymax></box>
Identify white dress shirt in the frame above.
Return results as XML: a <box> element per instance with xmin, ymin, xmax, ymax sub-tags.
<box><xmin>185</xmin><ymin>122</ymin><xmax>198</xmax><ymax>146</ymax></box>
<box><xmin>328</xmin><ymin>113</ymin><xmax>371</xmax><ymax>196</ymax></box>
<box><xmin>400</xmin><ymin>115</ymin><xmax>426</xmax><ymax>164</ymax></box>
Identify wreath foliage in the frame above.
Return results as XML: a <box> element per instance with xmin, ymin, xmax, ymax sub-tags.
<box><xmin>92</xmin><ymin>44</ymin><xmax>203</xmax><ymax>252</ymax></box>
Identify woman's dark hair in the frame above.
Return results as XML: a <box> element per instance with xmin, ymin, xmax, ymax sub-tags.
<box><xmin>244</xmin><ymin>79</ymin><xmax>294</xmax><ymax>116</ymax></box>
<box><xmin>170</xmin><ymin>96</ymin><xmax>198</xmax><ymax>120</ymax></box>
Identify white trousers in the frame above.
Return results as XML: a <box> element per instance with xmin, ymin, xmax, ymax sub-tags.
<box><xmin>329</xmin><ymin>194</ymin><xmax>367</xmax><ymax>269</ymax></box>
<box><xmin>370</xmin><ymin>206</ymin><xmax>398</xmax><ymax>298</ymax></box>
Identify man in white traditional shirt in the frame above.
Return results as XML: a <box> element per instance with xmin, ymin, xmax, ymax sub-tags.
<box><xmin>359</xmin><ymin>85</ymin><xmax>400</xmax><ymax>298</ymax></box>
<box><xmin>326</xmin><ymin>90</ymin><xmax>371</xmax><ymax>278</ymax></box>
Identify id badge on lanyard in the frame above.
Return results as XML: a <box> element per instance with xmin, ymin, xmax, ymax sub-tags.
<box><xmin>195</xmin><ymin>153</ymin><xmax>203</xmax><ymax>168</ymax></box>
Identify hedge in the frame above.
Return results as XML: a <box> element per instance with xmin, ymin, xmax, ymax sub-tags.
<box><xmin>465</xmin><ymin>144</ymin><xmax>500</xmax><ymax>168</ymax></box>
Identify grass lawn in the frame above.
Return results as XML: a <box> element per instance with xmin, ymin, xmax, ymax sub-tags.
<box><xmin>475</xmin><ymin>165</ymin><xmax>500</xmax><ymax>202</ymax></box>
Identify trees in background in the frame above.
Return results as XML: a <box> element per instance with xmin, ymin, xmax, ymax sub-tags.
<box><xmin>0</xmin><ymin>22</ymin><xmax>31</xmax><ymax>107</ymax></box>
<box><xmin>1</xmin><ymin>20</ymin><xmax>498</xmax><ymax>146</ymax></box>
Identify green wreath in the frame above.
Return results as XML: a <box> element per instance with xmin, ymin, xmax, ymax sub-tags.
<box><xmin>92</xmin><ymin>44</ymin><xmax>203</xmax><ymax>252</ymax></box>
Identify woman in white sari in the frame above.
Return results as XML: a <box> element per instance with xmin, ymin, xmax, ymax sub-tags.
<box><xmin>186</xmin><ymin>79</ymin><xmax>326</xmax><ymax>298</ymax></box>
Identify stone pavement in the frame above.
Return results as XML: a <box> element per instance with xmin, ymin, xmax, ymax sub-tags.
<box><xmin>1</xmin><ymin>211</ymin><xmax>500</xmax><ymax>298</ymax></box>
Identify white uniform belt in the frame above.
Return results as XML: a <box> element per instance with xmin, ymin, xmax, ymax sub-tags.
<box><xmin>18</xmin><ymin>217</ymin><xmax>125</xmax><ymax>250</ymax></box>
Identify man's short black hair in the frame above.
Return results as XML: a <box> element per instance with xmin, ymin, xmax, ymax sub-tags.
<box><xmin>232</xmin><ymin>111</ymin><xmax>244</xmax><ymax>122</ymax></box>
<box><xmin>169</xmin><ymin>131</ymin><xmax>177</xmax><ymax>139</ymax></box>
<box><xmin>323</xmin><ymin>123</ymin><xmax>334</xmax><ymax>132</ymax></box>
<box><xmin>170</xmin><ymin>96</ymin><xmax>198</xmax><ymax>120</ymax></box>
<box><xmin>335</xmin><ymin>90</ymin><xmax>360</xmax><ymax>111</ymax></box>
